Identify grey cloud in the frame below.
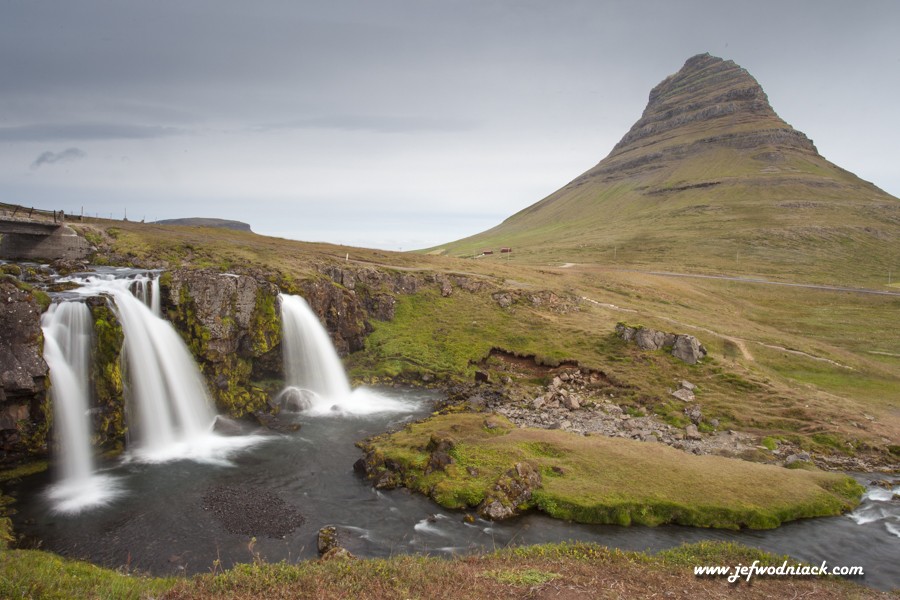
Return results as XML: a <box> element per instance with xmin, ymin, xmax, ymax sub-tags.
<box><xmin>258</xmin><ymin>115</ymin><xmax>478</xmax><ymax>135</ymax></box>
<box><xmin>1</xmin><ymin>123</ymin><xmax>183</xmax><ymax>142</ymax></box>
<box><xmin>30</xmin><ymin>147</ymin><xmax>87</xmax><ymax>169</ymax></box>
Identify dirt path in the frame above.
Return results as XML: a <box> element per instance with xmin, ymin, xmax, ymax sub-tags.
<box><xmin>580</xmin><ymin>293</ymin><xmax>860</xmax><ymax>368</ymax></box>
<box><xmin>638</xmin><ymin>270</ymin><xmax>900</xmax><ymax>297</ymax></box>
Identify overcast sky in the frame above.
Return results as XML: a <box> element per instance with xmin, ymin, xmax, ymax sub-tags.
<box><xmin>2</xmin><ymin>1</ymin><xmax>898</xmax><ymax>250</ymax></box>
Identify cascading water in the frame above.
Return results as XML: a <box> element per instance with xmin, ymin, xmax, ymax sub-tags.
<box><xmin>278</xmin><ymin>293</ymin><xmax>414</xmax><ymax>415</ymax></box>
<box><xmin>280</xmin><ymin>294</ymin><xmax>352</xmax><ymax>401</ymax></box>
<box><xmin>60</xmin><ymin>271</ymin><xmax>264</xmax><ymax>465</ymax></box>
<box><xmin>109</xmin><ymin>285</ymin><xmax>218</xmax><ymax>460</ymax></box>
<box><xmin>41</xmin><ymin>301</ymin><xmax>121</xmax><ymax>513</ymax></box>
<box><xmin>131</xmin><ymin>276</ymin><xmax>161</xmax><ymax>316</ymax></box>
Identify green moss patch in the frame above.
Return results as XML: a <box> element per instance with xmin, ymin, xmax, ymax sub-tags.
<box><xmin>363</xmin><ymin>413</ymin><xmax>863</xmax><ymax>529</ymax></box>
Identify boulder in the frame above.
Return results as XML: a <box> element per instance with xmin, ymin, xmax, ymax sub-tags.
<box><xmin>317</xmin><ymin>525</ymin><xmax>352</xmax><ymax>558</ymax></box>
<box><xmin>477</xmin><ymin>462</ymin><xmax>542</xmax><ymax>520</ymax></box>
<box><xmin>670</xmin><ymin>388</ymin><xmax>695</xmax><ymax>402</ymax></box>
<box><xmin>277</xmin><ymin>387</ymin><xmax>316</xmax><ymax>412</ymax></box>
<box><xmin>785</xmin><ymin>452</ymin><xmax>812</xmax><ymax>467</ymax></box>
<box><xmin>562</xmin><ymin>395</ymin><xmax>581</xmax><ymax>411</ymax></box>
<box><xmin>426</xmin><ymin>450</ymin><xmax>454</xmax><ymax>474</ymax></box>
<box><xmin>616</xmin><ymin>323</ymin><xmax>707</xmax><ymax>364</ymax></box>
<box><xmin>684</xmin><ymin>405</ymin><xmax>703</xmax><ymax>425</ymax></box>
<box><xmin>672</xmin><ymin>335</ymin><xmax>708</xmax><ymax>364</ymax></box>
<box><xmin>685</xmin><ymin>424</ymin><xmax>703</xmax><ymax>440</ymax></box>
<box><xmin>212</xmin><ymin>415</ymin><xmax>244</xmax><ymax>436</ymax></box>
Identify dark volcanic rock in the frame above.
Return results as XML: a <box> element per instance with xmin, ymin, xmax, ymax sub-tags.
<box><xmin>0</xmin><ymin>279</ymin><xmax>49</xmax><ymax>462</ymax></box>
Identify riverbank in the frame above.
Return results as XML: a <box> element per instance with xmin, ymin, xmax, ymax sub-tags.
<box><xmin>1</xmin><ymin>540</ymin><xmax>891</xmax><ymax>599</ymax></box>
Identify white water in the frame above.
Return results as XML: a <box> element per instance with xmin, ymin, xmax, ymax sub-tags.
<box><xmin>278</xmin><ymin>294</ymin><xmax>415</xmax><ymax>415</ymax></box>
<box><xmin>41</xmin><ymin>302</ymin><xmax>121</xmax><ymax>513</ymax></box>
<box><xmin>132</xmin><ymin>276</ymin><xmax>161</xmax><ymax>316</ymax></box>
<box><xmin>848</xmin><ymin>483</ymin><xmax>900</xmax><ymax>539</ymax></box>
<box><xmin>65</xmin><ymin>273</ymin><xmax>265</xmax><ymax>464</ymax></box>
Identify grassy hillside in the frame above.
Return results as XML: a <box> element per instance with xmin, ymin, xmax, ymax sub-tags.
<box><xmin>75</xmin><ymin>218</ymin><xmax>900</xmax><ymax>461</ymax></box>
<box><xmin>429</xmin><ymin>55</ymin><xmax>900</xmax><ymax>288</ymax></box>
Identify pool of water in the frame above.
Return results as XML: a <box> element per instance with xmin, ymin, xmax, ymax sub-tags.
<box><xmin>10</xmin><ymin>387</ymin><xmax>899</xmax><ymax>590</ymax></box>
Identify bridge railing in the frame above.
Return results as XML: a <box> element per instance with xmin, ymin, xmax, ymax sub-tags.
<box><xmin>0</xmin><ymin>202</ymin><xmax>75</xmax><ymax>224</ymax></box>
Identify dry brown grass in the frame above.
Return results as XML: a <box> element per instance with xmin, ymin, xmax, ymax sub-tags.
<box><xmin>159</xmin><ymin>543</ymin><xmax>888</xmax><ymax>600</ymax></box>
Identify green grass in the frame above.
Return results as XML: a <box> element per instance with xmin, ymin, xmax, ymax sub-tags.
<box><xmin>2</xmin><ymin>541</ymin><xmax>871</xmax><ymax>600</ymax></box>
<box><xmin>348</xmin><ymin>287</ymin><xmax>606</xmax><ymax>381</ymax></box>
<box><xmin>364</xmin><ymin>413</ymin><xmax>863</xmax><ymax>529</ymax></box>
<box><xmin>0</xmin><ymin>550</ymin><xmax>177</xmax><ymax>599</ymax></box>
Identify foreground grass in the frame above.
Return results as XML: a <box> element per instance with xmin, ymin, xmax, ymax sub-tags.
<box><xmin>364</xmin><ymin>413</ymin><xmax>863</xmax><ymax>529</ymax></box>
<box><xmin>1</xmin><ymin>541</ymin><xmax>886</xmax><ymax>599</ymax></box>
<box><xmin>0</xmin><ymin>550</ymin><xmax>177</xmax><ymax>599</ymax></box>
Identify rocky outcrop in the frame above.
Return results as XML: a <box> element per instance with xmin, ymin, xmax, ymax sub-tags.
<box><xmin>477</xmin><ymin>461</ymin><xmax>542</xmax><ymax>520</ymax></box>
<box><xmin>491</xmin><ymin>290</ymin><xmax>580</xmax><ymax>313</ymax></box>
<box><xmin>86</xmin><ymin>297</ymin><xmax>126</xmax><ymax>450</ymax></box>
<box><xmin>321</xmin><ymin>264</ymin><xmax>498</xmax><ymax>326</ymax></box>
<box><xmin>0</xmin><ymin>278</ymin><xmax>50</xmax><ymax>463</ymax></box>
<box><xmin>163</xmin><ymin>269</ymin><xmax>282</xmax><ymax>417</ymax></box>
<box><xmin>615</xmin><ymin>323</ymin><xmax>707</xmax><ymax>364</ymax></box>
<box><xmin>316</xmin><ymin>525</ymin><xmax>354</xmax><ymax>560</ymax></box>
<box><xmin>294</xmin><ymin>274</ymin><xmax>372</xmax><ymax>354</ymax></box>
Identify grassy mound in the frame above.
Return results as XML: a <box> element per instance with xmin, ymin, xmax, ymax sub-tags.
<box><xmin>362</xmin><ymin>413</ymin><xmax>863</xmax><ymax>529</ymax></box>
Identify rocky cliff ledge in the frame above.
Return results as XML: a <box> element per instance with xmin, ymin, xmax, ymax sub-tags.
<box><xmin>0</xmin><ymin>279</ymin><xmax>50</xmax><ymax>464</ymax></box>
<box><xmin>159</xmin><ymin>264</ymin><xmax>455</xmax><ymax>417</ymax></box>
<box><xmin>162</xmin><ymin>269</ymin><xmax>283</xmax><ymax>417</ymax></box>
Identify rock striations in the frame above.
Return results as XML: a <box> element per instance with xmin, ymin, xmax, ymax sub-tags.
<box><xmin>590</xmin><ymin>53</ymin><xmax>818</xmax><ymax>182</ymax></box>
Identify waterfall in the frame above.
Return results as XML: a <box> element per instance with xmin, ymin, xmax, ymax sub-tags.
<box><xmin>131</xmin><ymin>276</ymin><xmax>161</xmax><ymax>316</ymax></box>
<box><xmin>280</xmin><ymin>294</ymin><xmax>352</xmax><ymax>402</ymax></box>
<box><xmin>42</xmin><ymin>302</ymin><xmax>120</xmax><ymax>513</ymax></box>
<box><xmin>66</xmin><ymin>273</ymin><xmax>262</xmax><ymax>464</ymax></box>
<box><xmin>278</xmin><ymin>293</ymin><xmax>414</xmax><ymax>415</ymax></box>
<box><xmin>110</xmin><ymin>287</ymin><xmax>217</xmax><ymax>457</ymax></box>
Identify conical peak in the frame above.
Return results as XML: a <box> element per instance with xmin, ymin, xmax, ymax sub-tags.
<box><xmin>646</xmin><ymin>53</ymin><xmax>769</xmax><ymax>113</ymax></box>
<box><xmin>604</xmin><ymin>53</ymin><xmax>817</xmax><ymax>168</ymax></box>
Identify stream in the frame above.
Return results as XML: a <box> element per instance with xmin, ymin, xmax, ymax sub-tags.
<box><xmin>8</xmin><ymin>388</ymin><xmax>900</xmax><ymax>590</ymax></box>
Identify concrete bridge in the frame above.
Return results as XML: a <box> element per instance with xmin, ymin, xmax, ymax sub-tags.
<box><xmin>0</xmin><ymin>204</ymin><xmax>92</xmax><ymax>261</ymax></box>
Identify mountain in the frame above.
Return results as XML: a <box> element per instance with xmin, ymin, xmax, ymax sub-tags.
<box><xmin>155</xmin><ymin>217</ymin><xmax>253</xmax><ymax>232</ymax></box>
<box><xmin>435</xmin><ymin>54</ymin><xmax>899</xmax><ymax>286</ymax></box>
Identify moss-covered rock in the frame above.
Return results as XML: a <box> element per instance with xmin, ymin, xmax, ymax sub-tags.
<box><xmin>162</xmin><ymin>269</ymin><xmax>282</xmax><ymax>417</ymax></box>
<box><xmin>87</xmin><ymin>298</ymin><xmax>126</xmax><ymax>450</ymax></box>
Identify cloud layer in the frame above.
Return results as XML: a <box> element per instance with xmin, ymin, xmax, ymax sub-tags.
<box><xmin>1</xmin><ymin>1</ymin><xmax>898</xmax><ymax>250</ymax></box>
